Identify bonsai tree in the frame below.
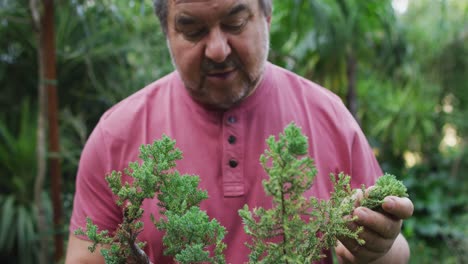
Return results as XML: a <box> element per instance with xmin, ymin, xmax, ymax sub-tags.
<box><xmin>76</xmin><ymin>123</ymin><xmax>408</xmax><ymax>263</ymax></box>
<box><xmin>238</xmin><ymin>123</ymin><xmax>408</xmax><ymax>263</ymax></box>
<box><xmin>75</xmin><ymin>136</ymin><xmax>226</xmax><ymax>264</ymax></box>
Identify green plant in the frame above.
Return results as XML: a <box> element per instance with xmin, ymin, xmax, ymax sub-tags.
<box><xmin>239</xmin><ymin>124</ymin><xmax>363</xmax><ymax>263</ymax></box>
<box><xmin>0</xmin><ymin>99</ymin><xmax>52</xmax><ymax>264</ymax></box>
<box><xmin>238</xmin><ymin>124</ymin><xmax>410</xmax><ymax>263</ymax></box>
<box><xmin>77</xmin><ymin>123</ymin><xmax>410</xmax><ymax>263</ymax></box>
<box><xmin>75</xmin><ymin>136</ymin><xmax>226</xmax><ymax>264</ymax></box>
<box><xmin>402</xmin><ymin>163</ymin><xmax>468</xmax><ymax>264</ymax></box>
<box><xmin>0</xmin><ymin>100</ymin><xmax>36</xmax><ymax>198</ymax></box>
<box><xmin>360</xmin><ymin>173</ymin><xmax>408</xmax><ymax>210</ymax></box>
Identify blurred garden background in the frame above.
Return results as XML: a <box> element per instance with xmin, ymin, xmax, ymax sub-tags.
<box><xmin>0</xmin><ymin>0</ymin><xmax>467</xmax><ymax>263</ymax></box>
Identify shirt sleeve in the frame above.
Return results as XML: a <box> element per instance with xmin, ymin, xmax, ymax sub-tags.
<box><xmin>69</xmin><ymin>125</ymin><xmax>122</xmax><ymax>238</ymax></box>
<box><xmin>334</xmin><ymin>97</ymin><xmax>382</xmax><ymax>189</ymax></box>
<box><xmin>349</xmin><ymin>126</ymin><xmax>383</xmax><ymax>189</ymax></box>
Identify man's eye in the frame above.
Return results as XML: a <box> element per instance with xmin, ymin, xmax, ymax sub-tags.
<box><xmin>183</xmin><ymin>28</ymin><xmax>207</xmax><ymax>39</ymax></box>
<box><xmin>222</xmin><ymin>21</ymin><xmax>246</xmax><ymax>33</ymax></box>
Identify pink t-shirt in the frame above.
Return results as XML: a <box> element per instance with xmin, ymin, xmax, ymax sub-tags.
<box><xmin>70</xmin><ymin>62</ymin><xmax>382</xmax><ymax>263</ymax></box>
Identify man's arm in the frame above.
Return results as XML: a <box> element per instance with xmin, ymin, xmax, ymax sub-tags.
<box><xmin>336</xmin><ymin>195</ymin><xmax>414</xmax><ymax>263</ymax></box>
<box><xmin>65</xmin><ymin>233</ymin><xmax>106</xmax><ymax>264</ymax></box>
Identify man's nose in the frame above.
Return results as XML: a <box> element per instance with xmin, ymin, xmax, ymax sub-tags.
<box><xmin>204</xmin><ymin>28</ymin><xmax>231</xmax><ymax>63</ymax></box>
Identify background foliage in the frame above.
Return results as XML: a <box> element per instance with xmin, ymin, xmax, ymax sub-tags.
<box><xmin>0</xmin><ymin>0</ymin><xmax>466</xmax><ymax>263</ymax></box>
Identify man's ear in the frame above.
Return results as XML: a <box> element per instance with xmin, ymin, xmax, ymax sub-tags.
<box><xmin>266</xmin><ymin>16</ymin><xmax>272</xmax><ymax>29</ymax></box>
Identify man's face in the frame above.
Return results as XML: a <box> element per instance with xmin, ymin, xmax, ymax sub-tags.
<box><xmin>166</xmin><ymin>0</ymin><xmax>271</xmax><ymax>110</ymax></box>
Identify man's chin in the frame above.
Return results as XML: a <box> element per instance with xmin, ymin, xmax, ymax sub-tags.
<box><xmin>195</xmin><ymin>92</ymin><xmax>248</xmax><ymax>111</ymax></box>
<box><xmin>197</xmin><ymin>98</ymin><xmax>239</xmax><ymax>111</ymax></box>
<box><xmin>186</xmin><ymin>80</ymin><xmax>254</xmax><ymax>110</ymax></box>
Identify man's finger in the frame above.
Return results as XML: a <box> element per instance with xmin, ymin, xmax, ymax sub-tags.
<box><xmin>351</xmin><ymin>188</ymin><xmax>364</xmax><ymax>207</ymax></box>
<box><xmin>381</xmin><ymin>196</ymin><xmax>414</xmax><ymax>219</ymax></box>
<box><xmin>354</xmin><ymin>207</ymin><xmax>402</xmax><ymax>239</ymax></box>
<box><xmin>337</xmin><ymin>224</ymin><xmax>385</xmax><ymax>261</ymax></box>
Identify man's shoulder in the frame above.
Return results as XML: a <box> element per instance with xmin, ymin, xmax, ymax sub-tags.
<box><xmin>103</xmin><ymin>72</ymin><xmax>178</xmax><ymax>119</ymax></box>
<box><xmin>91</xmin><ymin>71</ymin><xmax>179</xmax><ymax>140</ymax></box>
<box><xmin>268</xmin><ymin>63</ymin><xmax>345</xmax><ymax>110</ymax></box>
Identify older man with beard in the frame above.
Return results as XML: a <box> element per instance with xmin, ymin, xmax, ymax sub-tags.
<box><xmin>66</xmin><ymin>1</ymin><xmax>413</xmax><ymax>263</ymax></box>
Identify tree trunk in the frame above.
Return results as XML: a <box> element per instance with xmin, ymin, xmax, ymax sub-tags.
<box><xmin>30</xmin><ymin>0</ymin><xmax>64</xmax><ymax>262</ymax></box>
<box><xmin>42</xmin><ymin>0</ymin><xmax>64</xmax><ymax>261</ymax></box>
<box><xmin>30</xmin><ymin>0</ymin><xmax>49</xmax><ymax>263</ymax></box>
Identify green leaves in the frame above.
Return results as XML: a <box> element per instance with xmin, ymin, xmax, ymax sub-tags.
<box><xmin>310</xmin><ymin>173</ymin><xmax>364</xmax><ymax>247</ymax></box>
<box><xmin>260</xmin><ymin>123</ymin><xmax>316</xmax><ymax>201</ymax></box>
<box><xmin>78</xmin><ymin>124</ymin><xmax>411</xmax><ymax>264</ymax></box>
<box><xmin>0</xmin><ymin>99</ymin><xmax>47</xmax><ymax>264</ymax></box>
<box><xmin>239</xmin><ymin>123</ymin><xmax>362</xmax><ymax>263</ymax></box>
<box><xmin>157</xmin><ymin>173</ymin><xmax>208</xmax><ymax>215</ymax></box>
<box><xmin>0</xmin><ymin>194</ymin><xmax>45</xmax><ymax>264</ymax></box>
<box><xmin>361</xmin><ymin>173</ymin><xmax>408</xmax><ymax>210</ymax></box>
<box><xmin>157</xmin><ymin>207</ymin><xmax>226</xmax><ymax>264</ymax></box>
<box><xmin>0</xmin><ymin>195</ymin><xmax>15</xmax><ymax>251</ymax></box>
<box><xmin>240</xmin><ymin>124</ymin><xmax>411</xmax><ymax>263</ymax></box>
<box><xmin>0</xmin><ymin>100</ymin><xmax>37</xmax><ymax>202</ymax></box>
<box><xmin>151</xmin><ymin>141</ymin><xmax>226</xmax><ymax>263</ymax></box>
<box><xmin>74</xmin><ymin>218</ymin><xmax>111</xmax><ymax>253</ymax></box>
<box><xmin>283</xmin><ymin>124</ymin><xmax>309</xmax><ymax>155</ymax></box>
<box><xmin>77</xmin><ymin>135</ymin><xmax>226</xmax><ymax>263</ymax></box>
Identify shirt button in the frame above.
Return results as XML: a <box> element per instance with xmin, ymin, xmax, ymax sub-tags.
<box><xmin>227</xmin><ymin>116</ymin><xmax>237</xmax><ymax>124</ymax></box>
<box><xmin>228</xmin><ymin>135</ymin><xmax>236</xmax><ymax>144</ymax></box>
<box><xmin>229</xmin><ymin>159</ymin><xmax>238</xmax><ymax>168</ymax></box>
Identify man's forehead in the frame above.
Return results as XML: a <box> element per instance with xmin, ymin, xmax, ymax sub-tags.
<box><xmin>173</xmin><ymin>0</ymin><xmax>248</xmax><ymax>4</ymax></box>
<box><xmin>167</xmin><ymin>0</ymin><xmax>260</xmax><ymax>26</ymax></box>
<box><xmin>170</xmin><ymin>0</ymin><xmax>253</xmax><ymax>17</ymax></box>
<box><xmin>174</xmin><ymin>0</ymin><xmax>205</xmax><ymax>3</ymax></box>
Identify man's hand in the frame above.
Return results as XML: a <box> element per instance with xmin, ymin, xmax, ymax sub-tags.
<box><xmin>335</xmin><ymin>189</ymin><xmax>414</xmax><ymax>263</ymax></box>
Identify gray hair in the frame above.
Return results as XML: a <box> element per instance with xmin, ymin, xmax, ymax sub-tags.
<box><xmin>153</xmin><ymin>0</ymin><xmax>273</xmax><ymax>35</ymax></box>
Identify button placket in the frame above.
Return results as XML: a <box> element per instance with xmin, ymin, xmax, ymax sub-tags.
<box><xmin>228</xmin><ymin>135</ymin><xmax>236</xmax><ymax>144</ymax></box>
<box><xmin>227</xmin><ymin>115</ymin><xmax>237</xmax><ymax>124</ymax></box>
<box><xmin>229</xmin><ymin>159</ymin><xmax>238</xmax><ymax>168</ymax></box>
<box><xmin>222</xmin><ymin>113</ymin><xmax>244</xmax><ymax>196</ymax></box>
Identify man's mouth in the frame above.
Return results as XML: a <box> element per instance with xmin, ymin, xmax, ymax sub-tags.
<box><xmin>206</xmin><ymin>68</ymin><xmax>236</xmax><ymax>79</ymax></box>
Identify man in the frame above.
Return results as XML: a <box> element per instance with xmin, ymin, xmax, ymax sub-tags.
<box><xmin>66</xmin><ymin>0</ymin><xmax>414</xmax><ymax>263</ymax></box>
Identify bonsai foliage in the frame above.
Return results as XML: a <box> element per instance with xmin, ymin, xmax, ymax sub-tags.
<box><xmin>360</xmin><ymin>173</ymin><xmax>409</xmax><ymax>210</ymax></box>
<box><xmin>76</xmin><ymin>123</ymin><xmax>409</xmax><ymax>264</ymax></box>
<box><xmin>238</xmin><ymin>123</ymin><xmax>363</xmax><ymax>263</ymax></box>
<box><xmin>75</xmin><ymin>135</ymin><xmax>226</xmax><ymax>264</ymax></box>
<box><xmin>238</xmin><ymin>123</ymin><xmax>409</xmax><ymax>263</ymax></box>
